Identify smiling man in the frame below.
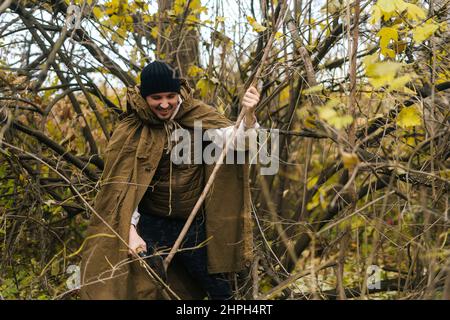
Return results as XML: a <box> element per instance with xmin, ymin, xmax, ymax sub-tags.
<box><xmin>80</xmin><ymin>61</ymin><xmax>260</xmax><ymax>300</ymax></box>
<box><xmin>140</xmin><ymin>62</ymin><xmax>183</xmax><ymax>120</ymax></box>
<box><xmin>146</xmin><ymin>91</ymin><xmax>179</xmax><ymax>119</ymax></box>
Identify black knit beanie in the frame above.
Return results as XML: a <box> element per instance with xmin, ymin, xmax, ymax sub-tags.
<box><xmin>139</xmin><ymin>61</ymin><xmax>181</xmax><ymax>98</ymax></box>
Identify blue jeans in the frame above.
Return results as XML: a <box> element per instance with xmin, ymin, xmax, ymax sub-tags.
<box><xmin>137</xmin><ymin>213</ymin><xmax>232</xmax><ymax>300</ymax></box>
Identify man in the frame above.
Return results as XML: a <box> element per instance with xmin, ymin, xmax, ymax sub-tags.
<box><xmin>80</xmin><ymin>61</ymin><xmax>259</xmax><ymax>300</ymax></box>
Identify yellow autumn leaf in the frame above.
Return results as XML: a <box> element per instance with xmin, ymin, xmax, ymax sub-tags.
<box><xmin>374</xmin><ymin>0</ymin><xmax>426</xmax><ymax>22</ymax></box>
<box><xmin>142</xmin><ymin>14</ymin><xmax>152</xmax><ymax>23</ymax></box>
<box><xmin>306</xmin><ymin>187</ymin><xmax>328</xmax><ymax>210</ymax></box>
<box><xmin>279</xmin><ymin>86</ymin><xmax>290</xmax><ymax>105</ymax></box>
<box><xmin>413</xmin><ymin>23</ymin><xmax>439</xmax><ymax>43</ymax></box>
<box><xmin>402</xmin><ymin>3</ymin><xmax>426</xmax><ymax>21</ymax></box>
<box><xmin>377</xmin><ymin>27</ymin><xmax>398</xmax><ymax>58</ymax></box>
<box><xmin>246</xmin><ymin>16</ymin><xmax>267</xmax><ymax>32</ymax></box>
<box><xmin>325</xmin><ymin>98</ymin><xmax>340</xmax><ymax>108</ymax></box>
<box><xmin>105</xmin><ymin>0</ymin><xmax>116</xmax><ymax>15</ymax></box>
<box><xmin>306</xmin><ymin>193</ymin><xmax>320</xmax><ymax>211</ymax></box>
<box><xmin>363</xmin><ymin>52</ymin><xmax>378</xmax><ymax>66</ymax></box>
<box><xmin>366</xmin><ymin>60</ymin><xmax>403</xmax><ymax>78</ymax></box>
<box><xmin>125</xmin><ymin>16</ymin><xmax>133</xmax><ymax>24</ymax></box>
<box><xmin>109</xmin><ymin>14</ymin><xmax>121</xmax><ymax>26</ymax></box>
<box><xmin>307</xmin><ymin>176</ymin><xmax>319</xmax><ymax>190</ymax></box>
<box><xmin>364</xmin><ymin>54</ymin><xmax>404</xmax><ymax>88</ymax></box>
<box><xmin>188</xmin><ymin>14</ymin><xmax>200</xmax><ymax>23</ymax></box>
<box><xmin>377</xmin><ymin>0</ymin><xmax>396</xmax><ymax>14</ymax></box>
<box><xmin>376</xmin><ymin>0</ymin><xmax>397</xmax><ymax>21</ymax></box>
<box><xmin>405</xmin><ymin>136</ymin><xmax>417</xmax><ymax>147</ymax></box>
<box><xmin>111</xmin><ymin>32</ymin><xmax>125</xmax><ymax>45</ymax></box>
<box><xmin>402</xmin><ymin>86</ymin><xmax>417</xmax><ymax>95</ymax></box>
<box><xmin>189</xmin><ymin>0</ymin><xmax>202</xmax><ymax>11</ymax></box>
<box><xmin>116</xmin><ymin>26</ymin><xmax>127</xmax><ymax>39</ymax></box>
<box><xmin>172</xmin><ymin>0</ymin><xmax>203</xmax><ymax>15</ymax></box>
<box><xmin>341</xmin><ymin>151</ymin><xmax>360</xmax><ymax>170</ymax></box>
<box><xmin>187</xmin><ymin>65</ymin><xmax>204</xmax><ymax>77</ymax></box>
<box><xmin>397</xmin><ymin>105</ymin><xmax>422</xmax><ymax>128</ymax></box>
<box><xmin>369</xmin><ymin>4</ymin><xmax>382</xmax><ymax>25</ymax></box>
<box><xmin>92</xmin><ymin>7</ymin><xmax>103</xmax><ymax>19</ymax></box>
<box><xmin>318</xmin><ymin>105</ymin><xmax>337</xmax><ymax>120</ymax></box>
<box><xmin>304</xmin><ymin>115</ymin><xmax>317</xmax><ymax>129</ymax></box>
<box><xmin>151</xmin><ymin>27</ymin><xmax>159</xmax><ymax>38</ymax></box>
<box><xmin>110</xmin><ymin>0</ymin><xmax>120</xmax><ymax>11</ymax></box>
<box><xmin>303</xmin><ymin>84</ymin><xmax>324</xmax><ymax>95</ymax></box>
<box><xmin>329</xmin><ymin>115</ymin><xmax>353</xmax><ymax>129</ymax></box>
<box><xmin>368</xmin><ymin>77</ymin><xmax>389</xmax><ymax>88</ymax></box>
<box><xmin>317</xmin><ymin>101</ymin><xmax>353</xmax><ymax>130</ymax></box>
<box><xmin>388</xmin><ymin>74</ymin><xmax>413</xmax><ymax>91</ymax></box>
<box><xmin>172</xmin><ymin>0</ymin><xmax>184</xmax><ymax>14</ymax></box>
<box><xmin>196</xmin><ymin>78</ymin><xmax>215</xmax><ymax>98</ymax></box>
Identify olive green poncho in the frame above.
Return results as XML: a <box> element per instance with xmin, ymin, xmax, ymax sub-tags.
<box><xmin>80</xmin><ymin>81</ymin><xmax>253</xmax><ymax>299</ymax></box>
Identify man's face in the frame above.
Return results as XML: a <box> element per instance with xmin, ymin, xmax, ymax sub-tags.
<box><xmin>145</xmin><ymin>92</ymin><xmax>180</xmax><ymax>120</ymax></box>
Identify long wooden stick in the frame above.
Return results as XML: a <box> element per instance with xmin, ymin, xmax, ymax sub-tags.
<box><xmin>163</xmin><ymin>0</ymin><xmax>290</xmax><ymax>271</ymax></box>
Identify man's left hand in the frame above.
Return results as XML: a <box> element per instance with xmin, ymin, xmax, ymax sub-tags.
<box><xmin>242</xmin><ymin>86</ymin><xmax>260</xmax><ymax>112</ymax></box>
<box><xmin>242</xmin><ymin>86</ymin><xmax>260</xmax><ymax>128</ymax></box>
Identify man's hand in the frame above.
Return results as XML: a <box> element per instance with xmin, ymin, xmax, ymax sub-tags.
<box><xmin>242</xmin><ymin>86</ymin><xmax>260</xmax><ymax>128</ymax></box>
<box><xmin>128</xmin><ymin>225</ymin><xmax>167</xmax><ymax>282</ymax></box>
<box><xmin>242</xmin><ymin>86</ymin><xmax>260</xmax><ymax>112</ymax></box>
<box><xmin>128</xmin><ymin>225</ymin><xmax>147</xmax><ymax>256</ymax></box>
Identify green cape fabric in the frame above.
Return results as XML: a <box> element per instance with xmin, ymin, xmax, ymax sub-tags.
<box><xmin>79</xmin><ymin>81</ymin><xmax>253</xmax><ymax>299</ymax></box>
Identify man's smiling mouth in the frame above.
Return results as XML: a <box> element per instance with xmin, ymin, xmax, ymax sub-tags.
<box><xmin>156</xmin><ymin>105</ymin><xmax>173</xmax><ymax>112</ymax></box>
